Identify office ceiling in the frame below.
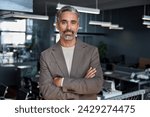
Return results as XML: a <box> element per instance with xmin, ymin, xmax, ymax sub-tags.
<box><xmin>34</xmin><ymin>0</ymin><xmax>150</xmax><ymax>15</ymax></box>
<box><xmin>0</xmin><ymin>0</ymin><xmax>150</xmax><ymax>20</ymax></box>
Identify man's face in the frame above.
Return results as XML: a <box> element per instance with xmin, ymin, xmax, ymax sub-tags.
<box><xmin>56</xmin><ymin>11</ymin><xmax>79</xmax><ymax>41</ymax></box>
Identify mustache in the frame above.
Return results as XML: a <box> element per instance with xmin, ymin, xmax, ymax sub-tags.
<box><xmin>63</xmin><ymin>29</ymin><xmax>74</xmax><ymax>34</ymax></box>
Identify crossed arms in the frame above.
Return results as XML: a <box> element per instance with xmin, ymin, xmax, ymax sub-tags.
<box><xmin>39</xmin><ymin>48</ymin><xmax>103</xmax><ymax>100</ymax></box>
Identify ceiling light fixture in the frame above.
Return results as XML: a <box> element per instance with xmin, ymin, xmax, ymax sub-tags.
<box><xmin>143</xmin><ymin>21</ymin><xmax>150</xmax><ymax>25</ymax></box>
<box><xmin>142</xmin><ymin>5</ymin><xmax>150</xmax><ymax>28</ymax></box>
<box><xmin>109</xmin><ymin>24</ymin><xmax>119</xmax><ymax>28</ymax></box>
<box><xmin>89</xmin><ymin>8</ymin><xmax>124</xmax><ymax>30</ymax></box>
<box><xmin>0</xmin><ymin>12</ymin><xmax>49</xmax><ymax>20</ymax></box>
<box><xmin>109</xmin><ymin>24</ymin><xmax>124</xmax><ymax>30</ymax></box>
<box><xmin>89</xmin><ymin>21</ymin><xmax>124</xmax><ymax>30</ymax></box>
<box><xmin>109</xmin><ymin>26</ymin><xmax>124</xmax><ymax>30</ymax></box>
<box><xmin>89</xmin><ymin>21</ymin><xmax>111</xmax><ymax>27</ymax></box>
<box><xmin>56</xmin><ymin>3</ymin><xmax>100</xmax><ymax>14</ymax></box>
<box><xmin>100</xmin><ymin>22</ymin><xmax>112</xmax><ymax>27</ymax></box>
<box><xmin>147</xmin><ymin>25</ymin><xmax>150</xmax><ymax>28</ymax></box>
<box><xmin>142</xmin><ymin>15</ymin><xmax>150</xmax><ymax>21</ymax></box>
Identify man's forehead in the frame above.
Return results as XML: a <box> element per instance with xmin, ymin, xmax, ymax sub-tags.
<box><xmin>59</xmin><ymin>12</ymin><xmax>78</xmax><ymax>21</ymax></box>
<box><xmin>60</xmin><ymin>11</ymin><xmax>78</xmax><ymax>17</ymax></box>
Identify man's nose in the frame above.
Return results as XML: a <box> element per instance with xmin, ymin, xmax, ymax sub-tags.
<box><xmin>66</xmin><ymin>23</ymin><xmax>71</xmax><ymax>30</ymax></box>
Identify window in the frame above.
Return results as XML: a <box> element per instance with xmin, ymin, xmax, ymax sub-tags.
<box><xmin>0</xmin><ymin>19</ymin><xmax>26</xmax><ymax>31</ymax></box>
<box><xmin>1</xmin><ymin>32</ymin><xmax>25</xmax><ymax>45</ymax></box>
<box><xmin>0</xmin><ymin>19</ymin><xmax>26</xmax><ymax>45</ymax></box>
<box><xmin>0</xmin><ymin>19</ymin><xmax>34</xmax><ymax>63</ymax></box>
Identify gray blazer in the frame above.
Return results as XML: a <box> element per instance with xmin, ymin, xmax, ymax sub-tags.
<box><xmin>39</xmin><ymin>39</ymin><xmax>103</xmax><ymax>100</ymax></box>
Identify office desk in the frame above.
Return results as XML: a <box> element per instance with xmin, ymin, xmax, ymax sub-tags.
<box><xmin>17</xmin><ymin>65</ymin><xmax>32</xmax><ymax>78</ymax></box>
<box><xmin>0</xmin><ymin>64</ymin><xmax>18</xmax><ymax>86</ymax></box>
<box><xmin>104</xmin><ymin>70</ymin><xmax>150</xmax><ymax>93</ymax></box>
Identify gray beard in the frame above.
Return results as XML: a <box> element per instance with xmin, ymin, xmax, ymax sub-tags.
<box><xmin>64</xmin><ymin>35</ymin><xmax>74</xmax><ymax>40</ymax></box>
<box><xmin>61</xmin><ymin>33</ymin><xmax>77</xmax><ymax>41</ymax></box>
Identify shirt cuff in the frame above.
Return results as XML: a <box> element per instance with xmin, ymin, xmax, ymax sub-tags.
<box><xmin>61</xmin><ymin>77</ymin><xmax>64</xmax><ymax>87</ymax></box>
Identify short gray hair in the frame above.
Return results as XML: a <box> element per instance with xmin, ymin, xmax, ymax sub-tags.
<box><xmin>56</xmin><ymin>6</ymin><xmax>79</xmax><ymax>22</ymax></box>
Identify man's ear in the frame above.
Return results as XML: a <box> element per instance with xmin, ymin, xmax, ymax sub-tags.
<box><xmin>56</xmin><ymin>22</ymin><xmax>59</xmax><ymax>30</ymax></box>
<box><xmin>77</xmin><ymin>23</ymin><xmax>79</xmax><ymax>30</ymax></box>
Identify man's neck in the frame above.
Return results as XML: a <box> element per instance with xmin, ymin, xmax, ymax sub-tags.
<box><xmin>60</xmin><ymin>38</ymin><xmax>76</xmax><ymax>47</ymax></box>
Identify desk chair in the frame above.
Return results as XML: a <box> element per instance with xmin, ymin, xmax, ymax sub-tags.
<box><xmin>0</xmin><ymin>83</ymin><xmax>8</xmax><ymax>100</ymax></box>
<box><xmin>16</xmin><ymin>88</ymin><xmax>30</xmax><ymax>100</ymax></box>
<box><xmin>30</xmin><ymin>80</ymin><xmax>40</xmax><ymax>99</ymax></box>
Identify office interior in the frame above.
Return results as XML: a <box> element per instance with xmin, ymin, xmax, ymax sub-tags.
<box><xmin>0</xmin><ymin>0</ymin><xmax>150</xmax><ymax>100</ymax></box>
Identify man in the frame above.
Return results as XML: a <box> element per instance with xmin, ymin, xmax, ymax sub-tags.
<box><xmin>39</xmin><ymin>6</ymin><xmax>103</xmax><ymax>100</ymax></box>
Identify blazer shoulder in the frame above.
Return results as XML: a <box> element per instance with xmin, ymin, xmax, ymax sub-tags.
<box><xmin>80</xmin><ymin>41</ymin><xmax>97</xmax><ymax>50</ymax></box>
<box><xmin>41</xmin><ymin>44</ymin><xmax>56</xmax><ymax>56</ymax></box>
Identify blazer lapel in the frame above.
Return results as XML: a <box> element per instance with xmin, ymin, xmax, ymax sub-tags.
<box><xmin>70</xmin><ymin>40</ymin><xmax>85</xmax><ymax>77</ymax></box>
<box><xmin>51</xmin><ymin>43</ymin><xmax>69</xmax><ymax>77</ymax></box>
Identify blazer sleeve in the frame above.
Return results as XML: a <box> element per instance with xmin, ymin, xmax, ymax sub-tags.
<box><xmin>39</xmin><ymin>53</ymin><xmax>79</xmax><ymax>100</ymax></box>
<box><xmin>62</xmin><ymin>47</ymin><xmax>104</xmax><ymax>95</ymax></box>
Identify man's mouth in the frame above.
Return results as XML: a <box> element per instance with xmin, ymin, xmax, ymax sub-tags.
<box><xmin>64</xmin><ymin>30</ymin><xmax>74</xmax><ymax>34</ymax></box>
<box><xmin>65</xmin><ymin>32</ymin><xmax>73</xmax><ymax>35</ymax></box>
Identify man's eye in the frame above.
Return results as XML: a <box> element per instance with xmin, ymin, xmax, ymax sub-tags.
<box><xmin>61</xmin><ymin>21</ymin><xmax>67</xmax><ymax>24</ymax></box>
<box><xmin>71</xmin><ymin>21</ymin><xmax>77</xmax><ymax>24</ymax></box>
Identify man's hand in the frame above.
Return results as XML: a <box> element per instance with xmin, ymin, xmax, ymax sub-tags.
<box><xmin>53</xmin><ymin>77</ymin><xmax>63</xmax><ymax>87</ymax></box>
<box><xmin>85</xmin><ymin>67</ymin><xmax>97</xmax><ymax>79</ymax></box>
